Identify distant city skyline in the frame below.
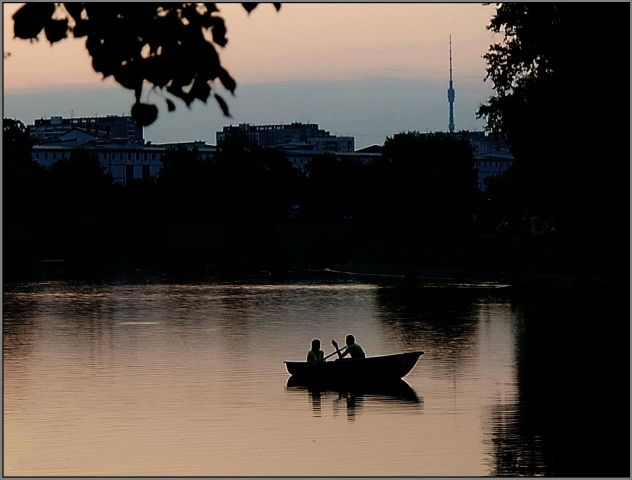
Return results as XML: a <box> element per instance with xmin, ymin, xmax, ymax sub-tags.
<box><xmin>3</xmin><ymin>3</ymin><xmax>499</xmax><ymax>149</ymax></box>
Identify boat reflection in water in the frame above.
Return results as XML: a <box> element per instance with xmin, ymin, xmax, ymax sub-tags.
<box><xmin>286</xmin><ymin>377</ymin><xmax>423</xmax><ymax>419</ymax></box>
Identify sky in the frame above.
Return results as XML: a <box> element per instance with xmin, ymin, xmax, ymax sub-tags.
<box><xmin>3</xmin><ymin>3</ymin><xmax>500</xmax><ymax>149</ymax></box>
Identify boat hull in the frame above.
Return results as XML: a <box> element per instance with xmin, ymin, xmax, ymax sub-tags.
<box><xmin>284</xmin><ymin>351</ymin><xmax>423</xmax><ymax>383</ymax></box>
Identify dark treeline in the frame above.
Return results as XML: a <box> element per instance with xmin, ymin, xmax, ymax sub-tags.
<box><xmin>2</xmin><ymin>118</ymin><xmax>624</xmax><ymax>280</ymax></box>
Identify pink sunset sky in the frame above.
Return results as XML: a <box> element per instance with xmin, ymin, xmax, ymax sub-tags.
<box><xmin>3</xmin><ymin>3</ymin><xmax>499</xmax><ymax>148</ymax></box>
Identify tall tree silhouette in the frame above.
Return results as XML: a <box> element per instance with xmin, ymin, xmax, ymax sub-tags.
<box><xmin>477</xmin><ymin>3</ymin><xmax>630</xmax><ymax>241</ymax></box>
<box><xmin>11</xmin><ymin>2</ymin><xmax>281</xmax><ymax>126</ymax></box>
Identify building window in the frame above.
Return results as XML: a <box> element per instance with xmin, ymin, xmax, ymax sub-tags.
<box><xmin>126</xmin><ymin>165</ymin><xmax>134</xmax><ymax>180</ymax></box>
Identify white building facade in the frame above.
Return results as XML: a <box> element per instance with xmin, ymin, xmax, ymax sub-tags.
<box><xmin>465</xmin><ymin>131</ymin><xmax>514</xmax><ymax>191</ymax></box>
<box><xmin>31</xmin><ymin>129</ymin><xmax>216</xmax><ymax>185</ymax></box>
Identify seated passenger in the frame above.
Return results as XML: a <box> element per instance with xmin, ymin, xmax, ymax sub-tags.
<box><xmin>306</xmin><ymin>338</ymin><xmax>325</xmax><ymax>362</ymax></box>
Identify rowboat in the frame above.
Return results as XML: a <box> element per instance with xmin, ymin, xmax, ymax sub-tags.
<box><xmin>284</xmin><ymin>350</ymin><xmax>423</xmax><ymax>383</ymax></box>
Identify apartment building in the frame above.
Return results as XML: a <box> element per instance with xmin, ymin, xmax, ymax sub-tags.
<box><xmin>30</xmin><ymin>115</ymin><xmax>143</xmax><ymax>143</ymax></box>
<box><xmin>216</xmin><ymin>122</ymin><xmax>355</xmax><ymax>153</ymax></box>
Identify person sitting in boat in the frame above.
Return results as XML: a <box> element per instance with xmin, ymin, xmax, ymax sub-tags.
<box><xmin>332</xmin><ymin>335</ymin><xmax>366</xmax><ymax>360</ymax></box>
<box><xmin>306</xmin><ymin>338</ymin><xmax>325</xmax><ymax>362</ymax></box>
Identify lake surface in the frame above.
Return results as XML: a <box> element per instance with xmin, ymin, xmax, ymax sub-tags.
<box><xmin>3</xmin><ymin>270</ymin><xmax>629</xmax><ymax>476</ymax></box>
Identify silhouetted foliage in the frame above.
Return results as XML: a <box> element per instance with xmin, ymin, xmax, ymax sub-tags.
<box><xmin>3</xmin><ymin>118</ymin><xmax>48</xmax><ymax>223</ymax></box>
<box><xmin>210</xmin><ymin>143</ymin><xmax>299</xmax><ymax>218</ymax></box>
<box><xmin>156</xmin><ymin>141</ymin><xmax>299</xmax><ymax>222</ymax></box>
<box><xmin>3</xmin><ymin>122</ymin><xmax>119</xmax><ymax>265</ymax></box>
<box><xmin>477</xmin><ymin>3</ymin><xmax>630</xmax><ymax>241</ymax></box>
<box><xmin>3</xmin><ymin>118</ymin><xmax>32</xmax><ymax>157</ymax></box>
<box><xmin>11</xmin><ymin>2</ymin><xmax>281</xmax><ymax>126</ymax></box>
<box><xmin>303</xmin><ymin>153</ymin><xmax>344</xmax><ymax>220</ymax></box>
<box><xmin>305</xmin><ymin>153</ymin><xmax>373</xmax><ymax>223</ymax></box>
<box><xmin>379</xmin><ymin>132</ymin><xmax>476</xmax><ymax>227</ymax></box>
<box><xmin>157</xmin><ymin>145</ymin><xmax>215</xmax><ymax>220</ymax></box>
<box><xmin>48</xmin><ymin>148</ymin><xmax>114</xmax><ymax>215</ymax></box>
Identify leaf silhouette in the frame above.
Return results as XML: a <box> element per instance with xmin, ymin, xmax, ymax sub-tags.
<box><xmin>63</xmin><ymin>3</ymin><xmax>84</xmax><ymax>22</ymax></box>
<box><xmin>242</xmin><ymin>3</ymin><xmax>281</xmax><ymax>14</ymax></box>
<box><xmin>242</xmin><ymin>3</ymin><xmax>258</xmax><ymax>14</ymax></box>
<box><xmin>188</xmin><ymin>79</ymin><xmax>212</xmax><ymax>104</ymax></box>
<box><xmin>72</xmin><ymin>19</ymin><xmax>90</xmax><ymax>38</ymax></box>
<box><xmin>218</xmin><ymin>67</ymin><xmax>237</xmax><ymax>95</ymax></box>
<box><xmin>44</xmin><ymin>18</ymin><xmax>69</xmax><ymax>44</ymax></box>
<box><xmin>131</xmin><ymin>102</ymin><xmax>159</xmax><ymax>126</ymax></box>
<box><xmin>210</xmin><ymin>16</ymin><xmax>228</xmax><ymax>47</ymax></box>
<box><xmin>12</xmin><ymin>3</ymin><xmax>55</xmax><ymax>39</ymax></box>
<box><xmin>214</xmin><ymin>93</ymin><xmax>231</xmax><ymax>117</ymax></box>
<box><xmin>113</xmin><ymin>63</ymin><xmax>143</xmax><ymax>93</ymax></box>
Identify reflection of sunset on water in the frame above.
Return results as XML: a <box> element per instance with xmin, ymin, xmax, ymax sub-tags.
<box><xmin>3</xmin><ymin>279</ymin><xmax>561</xmax><ymax>476</ymax></box>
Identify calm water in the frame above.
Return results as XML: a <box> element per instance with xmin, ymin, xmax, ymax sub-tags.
<box><xmin>3</xmin><ymin>272</ymin><xmax>629</xmax><ymax>476</ymax></box>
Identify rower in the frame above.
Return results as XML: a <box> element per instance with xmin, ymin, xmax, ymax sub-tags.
<box><xmin>332</xmin><ymin>334</ymin><xmax>366</xmax><ymax>359</ymax></box>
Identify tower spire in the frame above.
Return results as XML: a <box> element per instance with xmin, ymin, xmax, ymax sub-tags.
<box><xmin>447</xmin><ymin>35</ymin><xmax>455</xmax><ymax>133</ymax></box>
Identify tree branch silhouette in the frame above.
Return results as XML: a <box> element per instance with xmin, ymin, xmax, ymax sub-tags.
<box><xmin>11</xmin><ymin>2</ymin><xmax>281</xmax><ymax>126</ymax></box>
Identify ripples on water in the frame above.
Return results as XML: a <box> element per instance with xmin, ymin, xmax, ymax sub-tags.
<box><xmin>3</xmin><ymin>276</ymin><xmax>628</xmax><ymax>476</ymax></box>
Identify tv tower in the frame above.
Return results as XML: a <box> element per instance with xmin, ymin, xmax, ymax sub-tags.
<box><xmin>447</xmin><ymin>35</ymin><xmax>455</xmax><ymax>133</ymax></box>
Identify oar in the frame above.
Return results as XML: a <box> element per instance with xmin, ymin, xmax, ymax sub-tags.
<box><xmin>326</xmin><ymin>339</ymin><xmax>346</xmax><ymax>360</ymax></box>
<box><xmin>295</xmin><ymin>340</ymin><xmax>345</xmax><ymax>366</ymax></box>
<box><xmin>309</xmin><ymin>340</ymin><xmax>346</xmax><ymax>362</ymax></box>
<box><xmin>290</xmin><ymin>344</ymin><xmax>341</xmax><ymax>377</ymax></box>
<box><xmin>323</xmin><ymin>348</ymin><xmax>343</xmax><ymax>361</ymax></box>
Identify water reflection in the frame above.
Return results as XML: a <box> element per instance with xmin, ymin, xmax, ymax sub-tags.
<box><xmin>286</xmin><ymin>377</ymin><xmax>422</xmax><ymax>420</ymax></box>
<box><xmin>3</xmin><ymin>277</ymin><xmax>628</xmax><ymax>476</ymax></box>
<box><xmin>485</xmin><ymin>401</ymin><xmax>547</xmax><ymax>476</ymax></box>
<box><xmin>504</xmin><ymin>283</ymin><xmax>630</xmax><ymax>477</ymax></box>
<box><xmin>374</xmin><ymin>281</ymin><xmax>629</xmax><ymax>477</ymax></box>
